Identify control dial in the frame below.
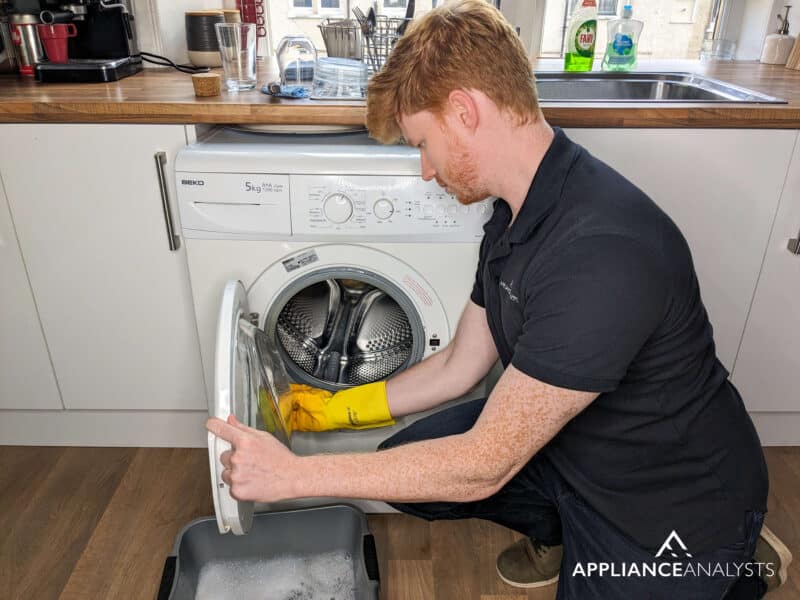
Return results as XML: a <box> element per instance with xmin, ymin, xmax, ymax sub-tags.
<box><xmin>373</xmin><ymin>198</ymin><xmax>395</xmax><ymax>220</ymax></box>
<box><xmin>323</xmin><ymin>193</ymin><xmax>354</xmax><ymax>224</ymax></box>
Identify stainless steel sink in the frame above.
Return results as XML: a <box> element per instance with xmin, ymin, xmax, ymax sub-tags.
<box><xmin>534</xmin><ymin>72</ymin><xmax>787</xmax><ymax>104</ymax></box>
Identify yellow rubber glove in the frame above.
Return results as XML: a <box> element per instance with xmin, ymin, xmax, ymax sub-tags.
<box><xmin>286</xmin><ymin>381</ymin><xmax>395</xmax><ymax>432</ymax></box>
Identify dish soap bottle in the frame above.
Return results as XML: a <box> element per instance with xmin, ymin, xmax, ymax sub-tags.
<box><xmin>602</xmin><ymin>4</ymin><xmax>643</xmax><ymax>71</ymax></box>
<box><xmin>564</xmin><ymin>0</ymin><xmax>598</xmax><ymax>71</ymax></box>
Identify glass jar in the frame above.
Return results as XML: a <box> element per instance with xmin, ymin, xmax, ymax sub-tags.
<box><xmin>276</xmin><ymin>35</ymin><xmax>317</xmax><ymax>87</ymax></box>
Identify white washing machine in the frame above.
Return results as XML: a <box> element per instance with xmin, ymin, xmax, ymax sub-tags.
<box><xmin>176</xmin><ymin>128</ymin><xmax>492</xmax><ymax>523</ymax></box>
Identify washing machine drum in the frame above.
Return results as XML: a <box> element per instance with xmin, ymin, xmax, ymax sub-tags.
<box><xmin>276</xmin><ymin>278</ymin><xmax>413</xmax><ymax>386</ymax></box>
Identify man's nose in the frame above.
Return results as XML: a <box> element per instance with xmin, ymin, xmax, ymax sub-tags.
<box><xmin>420</xmin><ymin>152</ymin><xmax>436</xmax><ymax>182</ymax></box>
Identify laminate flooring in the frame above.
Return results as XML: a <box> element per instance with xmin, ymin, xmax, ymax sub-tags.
<box><xmin>1</xmin><ymin>446</ymin><xmax>797</xmax><ymax>599</ymax></box>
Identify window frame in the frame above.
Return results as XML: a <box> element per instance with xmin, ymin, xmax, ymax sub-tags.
<box><xmin>381</xmin><ymin>0</ymin><xmax>409</xmax><ymax>18</ymax></box>
<box><xmin>597</xmin><ymin>0</ymin><xmax>618</xmax><ymax>17</ymax></box>
<box><xmin>288</xmin><ymin>0</ymin><xmax>345</xmax><ymax>19</ymax></box>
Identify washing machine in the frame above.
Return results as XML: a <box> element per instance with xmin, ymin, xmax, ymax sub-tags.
<box><xmin>175</xmin><ymin>128</ymin><xmax>493</xmax><ymax>522</ymax></box>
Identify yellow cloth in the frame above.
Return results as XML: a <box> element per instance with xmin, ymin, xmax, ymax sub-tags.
<box><xmin>286</xmin><ymin>381</ymin><xmax>395</xmax><ymax>432</ymax></box>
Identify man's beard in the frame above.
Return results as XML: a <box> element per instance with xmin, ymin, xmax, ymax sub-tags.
<box><xmin>439</xmin><ymin>131</ymin><xmax>490</xmax><ymax>205</ymax></box>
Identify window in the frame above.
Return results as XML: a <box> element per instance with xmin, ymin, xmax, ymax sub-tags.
<box><xmin>291</xmin><ymin>0</ymin><xmax>313</xmax><ymax>16</ymax></box>
<box><xmin>382</xmin><ymin>0</ymin><xmax>408</xmax><ymax>17</ymax></box>
<box><xmin>597</xmin><ymin>0</ymin><xmax>617</xmax><ymax>17</ymax></box>
<box><xmin>288</xmin><ymin>0</ymin><xmax>343</xmax><ymax>18</ymax></box>
<box><xmin>537</xmin><ymin>0</ymin><xmax>719</xmax><ymax>60</ymax></box>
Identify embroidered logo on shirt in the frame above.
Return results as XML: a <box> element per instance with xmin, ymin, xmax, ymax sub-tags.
<box><xmin>499</xmin><ymin>279</ymin><xmax>519</xmax><ymax>303</ymax></box>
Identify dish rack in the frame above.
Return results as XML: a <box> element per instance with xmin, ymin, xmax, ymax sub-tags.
<box><xmin>362</xmin><ymin>16</ymin><xmax>409</xmax><ymax>74</ymax></box>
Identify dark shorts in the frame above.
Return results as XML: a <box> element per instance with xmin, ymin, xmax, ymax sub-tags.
<box><xmin>378</xmin><ymin>398</ymin><xmax>767</xmax><ymax>599</ymax></box>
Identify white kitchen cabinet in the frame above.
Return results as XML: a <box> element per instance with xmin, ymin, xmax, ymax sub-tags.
<box><xmin>0</xmin><ymin>124</ymin><xmax>207</xmax><ymax>411</ymax></box>
<box><xmin>733</xmin><ymin>134</ymin><xmax>800</xmax><ymax>414</ymax></box>
<box><xmin>0</xmin><ymin>173</ymin><xmax>62</xmax><ymax>409</ymax></box>
<box><xmin>566</xmin><ymin>129</ymin><xmax>798</xmax><ymax>373</ymax></box>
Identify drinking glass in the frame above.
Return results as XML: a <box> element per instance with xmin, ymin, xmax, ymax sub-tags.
<box><xmin>215</xmin><ymin>22</ymin><xmax>257</xmax><ymax>92</ymax></box>
<box><xmin>276</xmin><ymin>35</ymin><xmax>317</xmax><ymax>87</ymax></box>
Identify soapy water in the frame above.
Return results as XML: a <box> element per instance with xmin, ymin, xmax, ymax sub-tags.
<box><xmin>194</xmin><ymin>550</ymin><xmax>357</xmax><ymax>600</ymax></box>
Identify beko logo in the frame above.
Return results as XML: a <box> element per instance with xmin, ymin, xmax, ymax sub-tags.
<box><xmin>181</xmin><ymin>179</ymin><xmax>205</xmax><ymax>186</ymax></box>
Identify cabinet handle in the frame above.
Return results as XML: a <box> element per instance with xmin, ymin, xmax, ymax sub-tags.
<box><xmin>154</xmin><ymin>151</ymin><xmax>180</xmax><ymax>252</ymax></box>
<box><xmin>789</xmin><ymin>228</ymin><xmax>800</xmax><ymax>254</ymax></box>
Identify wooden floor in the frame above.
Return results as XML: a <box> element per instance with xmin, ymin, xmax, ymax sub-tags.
<box><xmin>1</xmin><ymin>446</ymin><xmax>797</xmax><ymax>600</ymax></box>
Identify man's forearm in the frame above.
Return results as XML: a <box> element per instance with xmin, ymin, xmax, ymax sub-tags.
<box><xmin>386</xmin><ymin>345</ymin><xmax>469</xmax><ymax>418</ymax></box>
<box><xmin>386</xmin><ymin>301</ymin><xmax>498</xmax><ymax>418</ymax></box>
<box><xmin>293</xmin><ymin>431</ymin><xmax>506</xmax><ymax>503</ymax></box>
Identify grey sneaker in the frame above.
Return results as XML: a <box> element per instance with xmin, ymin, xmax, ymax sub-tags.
<box><xmin>755</xmin><ymin>525</ymin><xmax>792</xmax><ymax>592</ymax></box>
<box><xmin>496</xmin><ymin>538</ymin><xmax>562</xmax><ymax>588</ymax></box>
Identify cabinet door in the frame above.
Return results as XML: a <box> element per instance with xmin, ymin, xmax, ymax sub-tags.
<box><xmin>566</xmin><ymin>129</ymin><xmax>796</xmax><ymax>372</ymax></box>
<box><xmin>0</xmin><ymin>124</ymin><xmax>207</xmax><ymax>410</ymax></box>
<box><xmin>732</xmin><ymin>133</ymin><xmax>800</xmax><ymax>411</ymax></box>
<box><xmin>0</xmin><ymin>174</ymin><xmax>61</xmax><ymax>409</ymax></box>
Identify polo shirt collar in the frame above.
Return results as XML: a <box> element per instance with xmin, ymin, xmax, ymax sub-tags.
<box><xmin>482</xmin><ymin>127</ymin><xmax>579</xmax><ymax>244</ymax></box>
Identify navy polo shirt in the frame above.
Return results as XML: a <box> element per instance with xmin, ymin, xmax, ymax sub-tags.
<box><xmin>471</xmin><ymin>128</ymin><xmax>768</xmax><ymax>555</ymax></box>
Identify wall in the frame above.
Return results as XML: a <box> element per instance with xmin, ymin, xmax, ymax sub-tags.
<box><xmin>133</xmin><ymin>0</ymin><xmax>797</xmax><ymax>67</ymax></box>
<box><xmin>133</xmin><ymin>0</ymin><xmax>438</xmax><ymax>66</ymax></box>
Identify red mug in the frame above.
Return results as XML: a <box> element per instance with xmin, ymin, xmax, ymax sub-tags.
<box><xmin>37</xmin><ymin>23</ymin><xmax>77</xmax><ymax>64</ymax></box>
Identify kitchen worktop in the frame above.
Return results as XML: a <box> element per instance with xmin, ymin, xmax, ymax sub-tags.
<box><xmin>1</xmin><ymin>60</ymin><xmax>800</xmax><ymax>127</ymax></box>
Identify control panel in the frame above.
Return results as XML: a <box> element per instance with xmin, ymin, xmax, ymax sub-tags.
<box><xmin>290</xmin><ymin>175</ymin><xmax>491</xmax><ymax>240</ymax></box>
<box><xmin>176</xmin><ymin>171</ymin><xmax>493</xmax><ymax>241</ymax></box>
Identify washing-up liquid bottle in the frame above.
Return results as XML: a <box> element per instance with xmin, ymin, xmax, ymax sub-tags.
<box><xmin>564</xmin><ymin>0</ymin><xmax>598</xmax><ymax>71</ymax></box>
<box><xmin>601</xmin><ymin>4</ymin><xmax>644</xmax><ymax>71</ymax></box>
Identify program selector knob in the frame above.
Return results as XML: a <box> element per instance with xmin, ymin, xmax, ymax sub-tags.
<box><xmin>323</xmin><ymin>193</ymin><xmax>354</xmax><ymax>224</ymax></box>
<box><xmin>373</xmin><ymin>198</ymin><xmax>395</xmax><ymax>220</ymax></box>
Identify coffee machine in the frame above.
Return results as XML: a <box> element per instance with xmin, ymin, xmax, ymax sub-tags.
<box><xmin>34</xmin><ymin>0</ymin><xmax>141</xmax><ymax>82</ymax></box>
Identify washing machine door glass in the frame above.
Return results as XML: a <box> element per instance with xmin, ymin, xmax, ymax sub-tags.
<box><xmin>208</xmin><ymin>280</ymin><xmax>291</xmax><ymax>535</ymax></box>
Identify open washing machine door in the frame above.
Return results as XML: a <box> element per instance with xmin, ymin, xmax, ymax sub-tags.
<box><xmin>208</xmin><ymin>280</ymin><xmax>292</xmax><ymax>535</ymax></box>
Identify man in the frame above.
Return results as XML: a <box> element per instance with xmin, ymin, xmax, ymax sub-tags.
<box><xmin>207</xmin><ymin>1</ymin><xmax>792</xmax><ymax>597</ymax></box>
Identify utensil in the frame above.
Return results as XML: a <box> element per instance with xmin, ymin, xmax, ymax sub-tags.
<box><xmin>311</xmin><ymin>57</ymin><xmax>368</xmax><ymax>99</ymax></box>
<box><xmin>276</xmin><ymin>34</ymin><xmax>317</xmax><ymax>87</ymax></box>
<box><xmin>397</xmin><ymin>0</ymin><xmax>414</xmax><ymax>36</ymax></box>
<box><xmin>215</xmin><ymin>22</ymin><xmax>258</xmax><ymax>92</ymax></box>
<box><xmin>353</xmin><ymin>6</ymin><xmax>378</xmax><ymax>72</ymax></box>
<box><xmin>318</xmin><ymin>18</ymin><xmax>361</xmax><ymax>59</ymax></box>
<box><xmin>37</xmin><ymin>23</ymin><xmax>77</xmax><ymax>64</ymax></box>
<box><xmin>186</xmin><ymin>11</ymin><xmax>225</xmax><ymax>68</ymax></box>
<box><xmin>9</xmin><ymin>14</ymin><xmax>43</xmax><ymax>77</ymax></box>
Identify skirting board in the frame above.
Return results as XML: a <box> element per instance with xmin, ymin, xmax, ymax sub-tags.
<box><xmin>0</xmin><ymin>410</ymin><xmax>798</xmax><ymax>447</ymax></box>
<box><xmin>0</xmin><ymin>410</ymin><xmax>209</xmax><ymax>447</ymax></box>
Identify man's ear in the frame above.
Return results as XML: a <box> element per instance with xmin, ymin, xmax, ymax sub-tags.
<box><xmin>446</xmin><ymin>89</ymin><xmax>479</xmax><ymax>134</ymax></box>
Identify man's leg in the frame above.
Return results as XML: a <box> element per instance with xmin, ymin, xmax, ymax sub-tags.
<box><xmin>377</xmin><ymin>399</ymin><xmax>768</xmax><ymax>597</ymax></box>
<box><xmin>377</xmin><ymin>398</ymin><xmax>565</xmax><ymax>588</ymax></box>
<box><xmin>377</xmin><ymin>397</ymin><xmax>562</xmax><ymax>546</ymax></box>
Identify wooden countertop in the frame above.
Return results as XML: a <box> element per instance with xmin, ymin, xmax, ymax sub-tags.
<box><xmin>1</xmin><ymin>59</ymin><xmax>800</xmax><ymax>127</ymax></box>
